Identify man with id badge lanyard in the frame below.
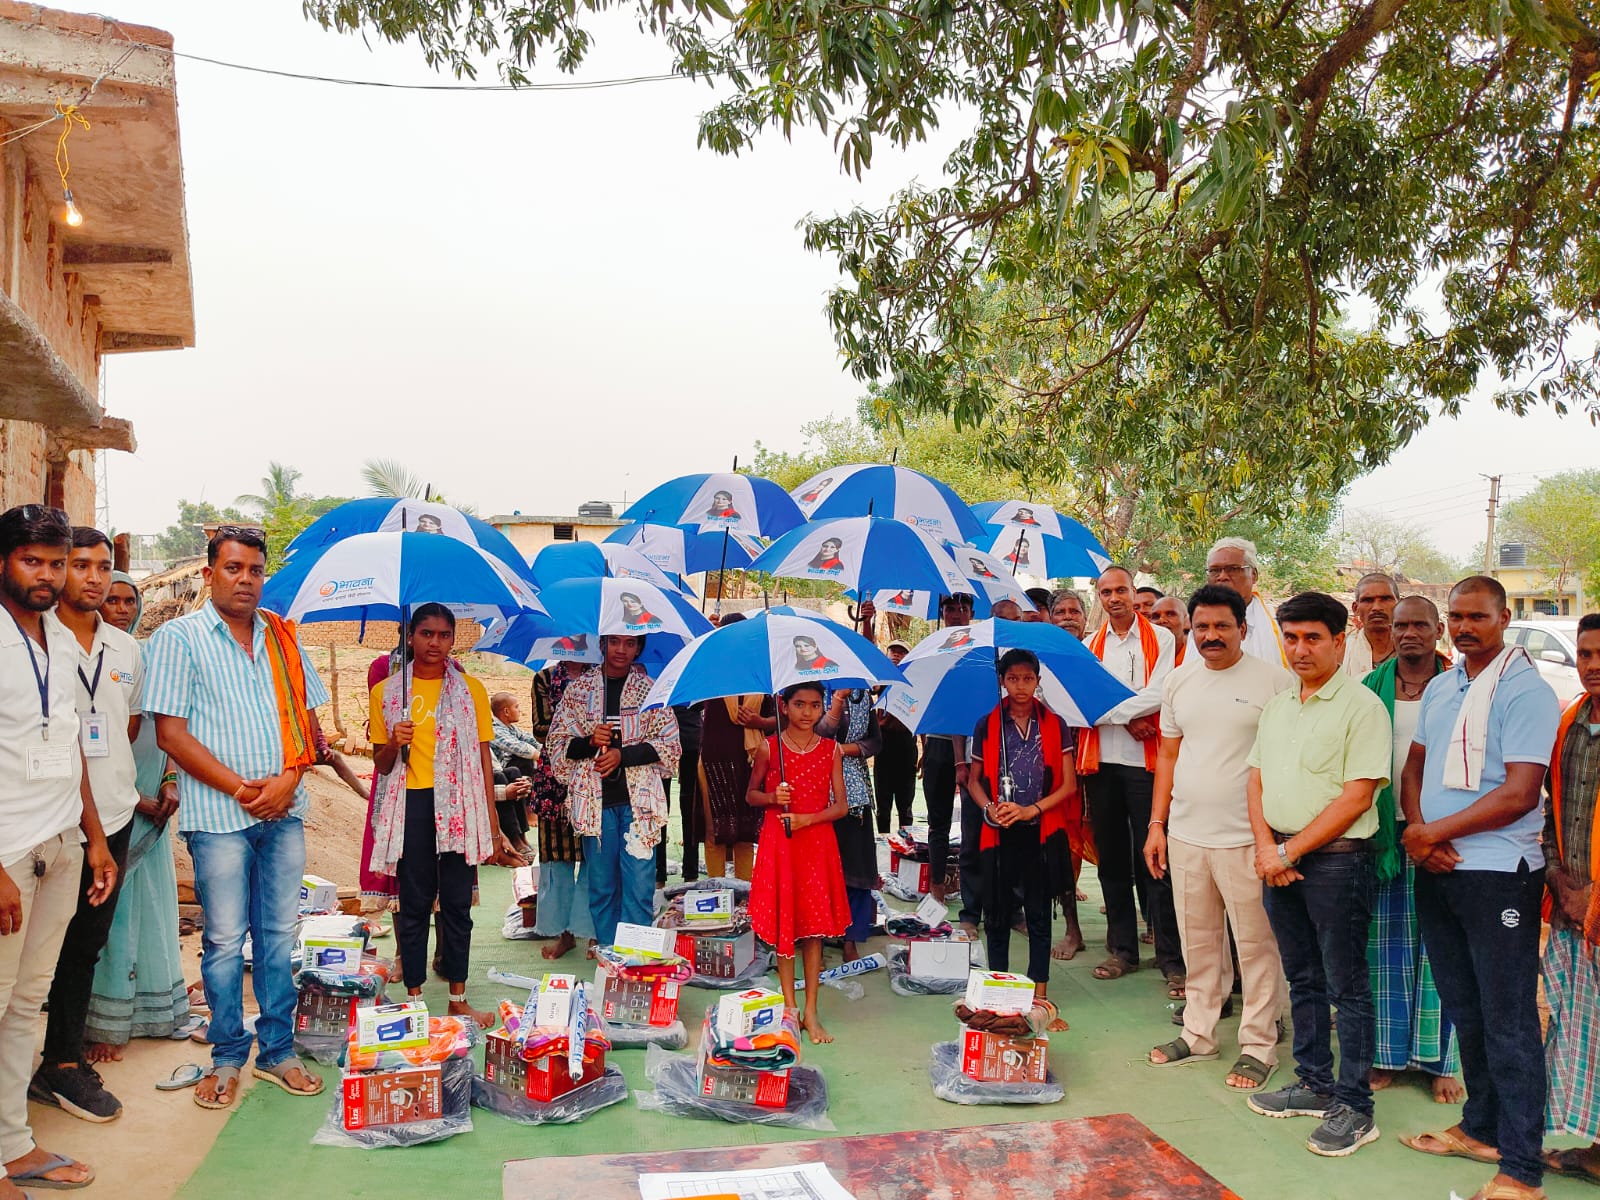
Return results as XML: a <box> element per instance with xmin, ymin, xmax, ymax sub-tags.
<box><xmin>0</xmin><ymin>506</ymin><xmax>116</xmax><ymax>1193</ymax></box>
<box><xmin>31</xmin><ymin>528</ymin><xmax>142</xmax><ymax>1124</ymax></box>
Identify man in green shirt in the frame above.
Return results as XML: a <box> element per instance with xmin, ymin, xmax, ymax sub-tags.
<box><xmin>1245</xmin><ymin>592</ymin><xmax>1392</xmax><ymax>1158</ymax></box>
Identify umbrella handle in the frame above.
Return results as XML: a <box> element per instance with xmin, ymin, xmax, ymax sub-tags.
<box><xmin>399</xmin><ymin>604</ymin><xmax>411</xmax><ymax>766</ymax></box>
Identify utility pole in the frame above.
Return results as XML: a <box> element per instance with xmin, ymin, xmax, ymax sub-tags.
<box><xmin>1482</xmin><ymin>474</ymin><xmax>1502</xmax><ymax>575</ymax></box>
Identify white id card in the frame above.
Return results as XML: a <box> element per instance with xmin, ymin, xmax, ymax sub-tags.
<box><xmin>26</xmin><ymin>740</ymin><xmax>74</xmax><ymax>781</ymax></box>
<box><xmin>80</xmin><ymin>713</ymin><xmax>111</xmax><ymax>758</ymax></box>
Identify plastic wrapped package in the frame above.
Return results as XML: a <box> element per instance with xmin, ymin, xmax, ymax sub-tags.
<box><xmin>607</xmin><ymin>1019</ymin><xmax>688</xmax><ymax>1050</ymax></box>
<box><xmin>661</xmin><ymin>879</ymin><xmax>753</xmax><ymax>903</ymax></box>
<box><xmin>634</xmin><ymin>1044</ymin><xmax>833</xmax><ymax>1131</ymax></box>
<box><xmin>927</xmin><ymin>1040</ymin><xmax>1064</xmax><ymax>1106</ymax></box>
<box><xmin>293</xmin><ymin>955</ymin><xmax>394</xmax><ymax>1000</ymax></box>
<box><xmin>470</xmin><ymin>1065</ymin><xmax>628</xmax><ymax>1124</ymax></box>
<box><xmin>501</xmin><ymin>901</ymin><xmax>541</xmax><ymax>942</ymax></box>
<box><xmin>886</xmin><ymin>944</ymin><xmax>987</xmax><ymax>997</ymax></box>
<box><xmin>686</xmin><ymin>950</ymin><xmax>774</xmax><ymax>991</ymax></box>
<box><xmin>312</xmin><ymin>1055</ymin><xmax>474</xmax><ymax>1148</ymax></box>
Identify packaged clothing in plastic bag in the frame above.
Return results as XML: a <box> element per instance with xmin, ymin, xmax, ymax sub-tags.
<box><xmin>344</xmin><ymin>1013</ymin><xmax>480</xmax><ymax>1073</ymax></box>
<box><xmin>607</xmin><ymin>1019</ymin><xmax>688</xmax><ymax>1050</ymax></box>
<box><xmin>470</xmin><ymin>1065</ymin><xmax>628</xmax><ymax>1124</ymax></box>
<box><xmin>501</xmin><ymin>901</ymin><xmax>542</xmax><ymax>942</ymax></box>
<box><xmin>312</xmin><ymin>1055</ymin><xmax>474</xmax><ymax>1148</ymax></box>
<box><xmin>927</xmin><ymin>1039</ymin><xmax>1063</xmax><ymax>1106</ymax></box>
<box><xmin>293</xmin><ymin>954</ymin><xmax>394</xmax><ymax>1000</ymax></box>
<box><xmin>634</xmin><ymin>1044</ymin><xmax>833</xmax><ymax>1131</ymax></box>
<box><xmin>887</xmin><ymin>943</ymin><xmax>987</xmax><ymax>997</ymax></box>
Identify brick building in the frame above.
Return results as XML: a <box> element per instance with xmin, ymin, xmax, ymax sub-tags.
<box><xmin>0</xmin><ymin>4</ymin><xmax>193</xmax><ymax>517</ymax></box>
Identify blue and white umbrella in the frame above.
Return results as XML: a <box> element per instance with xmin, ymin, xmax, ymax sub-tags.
<box><xmin>879</xmin><ymin>618</ymin><xmax>1133</xmax><ymax>735</ymax></box>
<box><xmin>790</xmin><ymin>464</ymin><xmax>984</xmax><ymax>545</ymax></box>
<box><xmin>529</xmin><ymin>540</ymin><xmax>692</xmax><ymax>596</ymax></box>
<box><xmin>280</xmin><ymin>498</ymin><xmax>536</xmax><ymax>586</ymax></box>
<box><xmin>530</xmin><ymin>576</ymin><xmax>714</xmax><ymax>646</ymax></box>
<box><xmin>472</xmin><ymin>617</ymin><xmax>679</xmax><ymax>672</ymax></box>
<box><xmin>641</xmin><ymin>611</ymin><xmax>904</xmax><ymax>710</ymax></box>
<box><xmin>972</xmin><ymin>501</ymin><xmax>1112</xmax><ymax>579</ymax></box>
<box><xmin>604</xmin><ymin>522</ymin><xmax>766</xmax><ymax>578</ymax></box>
<box><xmin>748</xmin><ymin>515</ymin><xmax>969</xmax><ymax>599</ymax></box>
<box><xmin>622</xmin><ymin>472</ymin><xmax>804</xmax><ymax>539</ymax></box>
<box><xmin>261</xmin><ymin>531</ymin><xmax>548</xmax><ymax>626</ymax></box>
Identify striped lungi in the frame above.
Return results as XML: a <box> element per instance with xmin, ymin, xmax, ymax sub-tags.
<box><xmin>1545</xmin><ymin>923</ymin><xmax>1600</xmax><ymax>1140</ymax></box>
<box><xmin>1368</xmin><ymin>857</ymin><xmax>1459</xmax><ymax>1074</ymax></box>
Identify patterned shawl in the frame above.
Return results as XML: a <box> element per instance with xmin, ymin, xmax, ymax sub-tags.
<box><xmin>368</xmin><ymin>662</ymin><xmax>493</xmax><ymax>875</ymax></box>
<box><xmin>547</xmin><ymin>664</ymin><xmax>681</xmax><ymax>849</ymax></box>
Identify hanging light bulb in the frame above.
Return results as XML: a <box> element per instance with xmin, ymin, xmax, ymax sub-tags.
<box><xmin>62</xmin><ymin>188</ymin><xmax>84</xmax><ymax>228</ymax></box>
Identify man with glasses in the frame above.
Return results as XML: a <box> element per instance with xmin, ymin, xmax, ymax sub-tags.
<box><xmin>924</xmin><ymin>593</ymin><xmax>980</xmax><ymax>930</ymax></box>
<box><xmin>1202</xmin><ymin>537</ymin><xmax>1288</xmax><ymax>667</ymax></box>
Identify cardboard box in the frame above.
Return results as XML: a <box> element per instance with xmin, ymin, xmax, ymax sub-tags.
<box><xmin>682</xmin><ymin>889</ymin><xmax>734</xmax><ymax>924</ymax></box>
<box><xmin>960</xmin><ymin>1029</ymin><xmax>1049</xmax><ymax>1085</ymax></box>
<box><xmin>354</xmin><ymin>1000</ymin><xmax>429</xmax><ymax>1051</ymax></box>
<box><xmin>894</xmin><ymin>856</ymin><xmax>930</xmax><ymax>896</ymax></box>
<box><xmin>595</xmin><ymin>966</ymin><xmax>680</xmax><ymax>1027</ymax></box>
<box><xmin>526</xmin><ymin>1048</ymin><xmax>607</xmax><ymax>1103</ymax></box>
<box><xmin>675</xmin><ymin>929</ymin><xmax>757</xmax><ymax>980</ymax></box>
<box><xmin>341</xmin><ymin>1064</ymin><xmax>443</xmax><ymax>1130</ymax></box>
<box><xmin>534</xmin><ymin>974</ymin><xmax>577</xmax><ymax>1028</ymax></box>
<box><xmin>717</xmin><ymin>988</ymin><xmax>785</xmax><ymax>1039</ymax></box>
<box><xmin>481</xmin><ymin>1028</ymin><xmax>528</xmax><ymax>1098</ymax></box>
<box><xmin>295</xmin><ymin>990</ymin><xmax>356</xmax><ymax>1038</ymax></box>
<box><xmin>963</xmin><ymin>970</ymin><xmax>1036</xmax><ymax>1014</ymax></box>
<box><xmin>299</xmin><ymin>875</ymin><xmax>339</xmax><ymax>913</ymax></box>
<box><xmin>907</xmin><ymin>938</ymin><xmax>973</xmax><ymax>982</ymax></box>
<box><xmin>697</xmin><ymin>1060</ymin><xmax>791</xmax><ymax>1108</ymax></box>
<box><xmin>915</xmin><ymin>893</ymin><xmax>950</xmax><ymax>927</ymax></box>
<box><xmin>302</xmin><ymin>936</ymin><xmax>365</xmax><ymax>971</ymax></box>
<box><xmin>612</xmin><ymin>922</ymin><xmax>675</xmax><ymax>959</ymax></box>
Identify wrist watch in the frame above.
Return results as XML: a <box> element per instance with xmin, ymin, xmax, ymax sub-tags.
<box><xmin>1277</xmin><ymin>842</ymin><xmax>1296</xmax><ymax>868</ymax></box>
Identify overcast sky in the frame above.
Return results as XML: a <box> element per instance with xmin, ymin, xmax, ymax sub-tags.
<box><xmin>71</xmin><ymin>1</ymin><xmax>1600</xmax><ymax>560</ymax></box>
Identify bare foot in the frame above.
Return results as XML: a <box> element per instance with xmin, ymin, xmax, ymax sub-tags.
<box><xmin>842</xmin><ymin>941</ymin><xmax>861</xmax><ymax>963</ymax></box>
<box><xmin>801</xmin><ymin>1012</ymin><xmax>833</xmax><ymax>1044</ymax></box>
<box><xmin>586</xmin><ymin>939</ymin><xmax>599</xmax><ymax>960</ymax></box>
<box><xmin>541</xmin><ymin>931</ymin><xmax>577</xmax><ymax>960</ymax></box>
<box><xmin>959</xmin><ymin>921</ymin><xmax>979</xmax><ymax>938</ymax></box>
<box><xmin>1051</xmin><ymin>935</ymin><xmax>1085</xmax><ymax>962</ymax></box>
<box><xmin>1370</xmin><ymin>1067</ymin><xmax>1398</xmax><ymax>1092</ymax></box>
<box><xmin>4</xmin><ymin>1148</ymin><xmax>93</xmax><ymax>1188</ymax></box>
<box><xmin>1098</xmin><ymin>904</ymin><xmax>1107</xmax><ymax>914</ymax></box>
<box><xmin>448</xmin><ymin>997</ymin><xmax>495</xmax><ymax>1029</ymax></box>
<box><xmin>1047</xmin><ymin>1014</ymin><xmax>1069</xmax><ymax>1032</ymax></box>
<box><xmin>86</xmin><ymin>1041</ymin><xmax>124</xmax><ymax>1064</ymax></box>
<box><xmin>929</xmin><ymin>882</ymin><xmax>948</xmax><ymax>904</ymax></box>
<box><xmin>193</xmin><ymin>1068</ymin><xmax>238</xmax><ymax>1108</ymax></box>
<box><xmin>1431</xmin><ymin>1073</ymin><xmax>1466</xmax><ymax>1104</ymax></box>
<box><xmin>1076</xmin><ymin>889</ymin><xmax>1088</xmax><ymax>902</ymax></box>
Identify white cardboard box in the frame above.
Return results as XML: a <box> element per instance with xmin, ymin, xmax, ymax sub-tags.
<box><xmin>963</xmin><ymin>969</ymin><xmax>1036</xmax><ymax>1014</ymax></box>
<box><xmin>354</xmin><ymin>1001</ymin><xmax>429</xmax><ymax>1051</ymax></box>
<box><xmin>302</xmin><ymin>936</ymin><xmax>365</xmax><ymax>971</ymax></box>
<box><xmin>716</xmin><ymin>988</ymin><xmax>785</xmax><ymax>1038</ymax></box>
<box><xmin>895</xmin><ymin>857</ymin><xmax>930</xmax><ymax>896</ymax></box>
<box><xmin>915</xmin><ymin>893</ymin><xmax>949</xmax><ymax>927</ymax></box>
<box><xmin>299</xmin><ymin>875</ymin><xmax>339</xmax><ymax>912</ymax></box>
<box><xmin>908</xmin><ymin>939</ymin><xmax>973</xmax><ymax>982</ymax></box>
<box><xmin>683</xmin><ymin>889</ymin><xmax>734</xmax><ymax>924</ymax></box>
<box><xmin>613</xmin><ymin>922</ymin><xmax>675</xmax><ymax>959</ymax></box>
<box><xmin>534</xmin><ymin>974</ymin><xmax>576</xmax><ymax>1027</ymax></box>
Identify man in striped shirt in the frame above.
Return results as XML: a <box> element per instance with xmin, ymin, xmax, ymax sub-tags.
<box><xmin>144</xmin><ymin>527</ymin><xmax>329</xmax><ymax>1109</ymax></box>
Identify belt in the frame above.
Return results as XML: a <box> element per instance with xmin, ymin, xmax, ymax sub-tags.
<box><xmin>1272</xmin><ymin>831</ymin><xmax>1372</xmax><ymax>856</ymax></box>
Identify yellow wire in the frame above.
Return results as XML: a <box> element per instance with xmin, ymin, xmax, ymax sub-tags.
<box><xmin>53</xmin><ymin>103</ymin><xmax>90</xmax><ymax>191</ymax></box>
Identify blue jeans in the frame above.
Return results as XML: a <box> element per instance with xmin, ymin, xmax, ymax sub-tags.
<box><xmin>185</xmin><ymin>819</ymin><xmax>305</xmax><ymax>1069</ymax></box>
<box><xmin>533</xmin><ymin>861</ymin><xmax>595</xmax><ymax>941</ymax></box>
<box><xmin>583</xmin><ymin>805</ymin><xmax>656</xmax><ymax>947</ymax></box>
<box><xmin>1263</xmin><ymin>848</ymin><xmax>1377</xmax><ymax>1114</ymax></box>
<box><xmin>1414</xmin><ymin>866</ymin><xmax>1545</xmax><ymax>1190</ymax></box>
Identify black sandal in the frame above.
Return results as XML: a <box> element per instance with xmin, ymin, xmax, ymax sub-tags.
<box><xmin>1148</xmin><ymin>1037</ymin><xmax>1217</xmax><ymax>1067</ymax></box>
<box><xmin>1226</xmin><ymin>1054</ymin><xmax>1277</xmax><ymax>1091</ymax></box>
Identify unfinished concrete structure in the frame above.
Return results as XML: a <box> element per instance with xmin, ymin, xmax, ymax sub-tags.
<box><xmin>0</xmin><ymin>3</ymin><xmax>193</xmax><ymax>518</ymax></box>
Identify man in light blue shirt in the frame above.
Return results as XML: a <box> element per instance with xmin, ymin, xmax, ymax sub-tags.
<box><xmin>144</xmin><ymin>527</ymin><xmax>329</xmax><ymax>1111</ymax></box>
<box><xmin>1397</xmin><ymin>575</ymin><xmax>1559</xmax><ymax>1200</ymax></box>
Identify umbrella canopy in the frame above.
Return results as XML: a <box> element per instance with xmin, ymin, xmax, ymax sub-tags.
<box><xmin>789</xmin><ymin>464</ymin><xmax>984</xmax><ymax>545</ymax></box>
<box><xmin>532</xmin><ymin>576</ymin><xmax>714</xmax><ymax>646</ymax></box>
<box><xmin>281</xmin><ymin>498</ymin><xmax>536</xmax><ymax>585</ymax></box>
<box><xmin>748</xmin><ymin>515</ymin><xmax>969</xmax><ymax>599</ymax></box>
<box><xmin>260</xmin><ymin>530</ymin><xmax>548</xmax><ymax>626</ymax></box>
<box><xmin>529</xmin><ymin>540</ymin><xmax>692</xmax><ymax>596</ymax></box>
<box><xmin>604</xmin><ymin>522</ymin><xmax>766</xmax><ymax>577</ymax></box>
<box><xmin>622</xmin><ymin>472</ymin><xmax>804</xmax><ymax>539</ymax></box>
<box><xmin>972</xmin><ymin>501</ymin><xmax>1112</xmax><ymax>579</ymax></box>
<box><xmin>879</xmin><ymin>618</ymin><xmax>1133</xmax><ymax>735</ymax></box>
<box><xmin>642</xmin><ymin>611</ymin><xmax>904</xmax><ymax>710</ymax></box>
<box><xmin>854</xmin><ymin>547</ymin><xmax>1038</xmax><ymax>620</ymax></box>
<box><xmin>472</xmin><ymin>617</ymin><xmax>680</xmax><ymax>673</ymax></box>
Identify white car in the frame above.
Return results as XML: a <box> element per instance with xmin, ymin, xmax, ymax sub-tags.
<box><xmin>1507</xmin><ymin>619</ymin><xmax>1584</xmax><ymax>706</ymax></box>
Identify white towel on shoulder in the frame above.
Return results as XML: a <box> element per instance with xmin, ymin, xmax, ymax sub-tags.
<box><xmin>1442</xmin><ymin>644</ymin><xmax>1529</xmax><ymax>791</ymax></box>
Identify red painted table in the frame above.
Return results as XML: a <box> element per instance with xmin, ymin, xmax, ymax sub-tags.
<box><xmin>503</xmin><ymin>1113</ymin><xmax>1241</xmax><ymax>1199</ymax></box>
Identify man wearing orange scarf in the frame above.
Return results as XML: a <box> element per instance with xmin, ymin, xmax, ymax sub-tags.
<box><xmin>1539</xmin><ymin>612</ymin><xmax>1600</xmax><ymax>1185</ymax></box>
<box><xmin>1081</xmin><ymin>565</ymin><xmax>1181</xmax><ymax>989</ymax></box>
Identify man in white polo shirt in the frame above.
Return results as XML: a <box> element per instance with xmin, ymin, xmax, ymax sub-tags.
<box><xmin>0</xmin><ymin>506</ymin><xmax>116</xmax><ymax>1191</ymax></box>
<box><xmin>31</xmin><ymin>528</ymin><xmax>141</xmax><ymax>1124</ymax></box>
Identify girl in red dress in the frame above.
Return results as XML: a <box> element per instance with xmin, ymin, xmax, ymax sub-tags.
<box><xmin>747</xmin><ymin>681</ymin><xmax>850</xmax><ymax>1044</ymax></box>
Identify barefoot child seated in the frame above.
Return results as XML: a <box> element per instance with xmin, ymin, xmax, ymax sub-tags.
<box><xmin>747</xmin><ymin>682</ymin><xmax>851</xmax><ymax>1044</ymax></box>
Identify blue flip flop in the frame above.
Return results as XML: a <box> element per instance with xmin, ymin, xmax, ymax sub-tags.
<box><xmin>155</xmin><ymin>1063</ymin><xmax>205</xmax><ymax>1091</ymax></box>
<box><xmin>7</xmin><ymin>1151</ymin><xmax>94</xmax><ymax>1190</ymax></box>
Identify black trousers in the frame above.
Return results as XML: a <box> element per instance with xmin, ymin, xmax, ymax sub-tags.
<box><xmin>873</xmin><ymin>726</ymin><xmax>918</xmax><ymax>833</ymax></box>
<box><xmin>1415</xmin><ymin>865</ymin><xmax>1546</xmax><ymax>1189</ymax></box>
<box><xmin>986</xmin><ymin>848</ymin><xmax>1052</xmax><ymax>984</ymax></box>
<box><xmin>1086</xmin><ymin>763</ymin><xmax>1182</xmax><ymax>975</ymax></box>
<box><xmin>396</xmin><ymin>789</ymin><xmax>475</xmax><ymax>990</ymax></box>
<box><xmin>655</xmin><ymin>741</ymin><xmax>703</xmax><ymax>883</ymax></box>
<box><xmin>922</xmin><ymin>738</ymin><xmax>981</xmax><ymax>926</ymax></box>
<box><xmin>41</xmin><ymin>822</ymin><xmax>132</xmax><ymax>1065</ymax></box>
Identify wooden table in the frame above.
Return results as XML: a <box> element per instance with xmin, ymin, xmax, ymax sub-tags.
<box><xmin>503</xmin><ymin>1114</ymin><xmax>1241</xmax><ymax>1199</ymax></box>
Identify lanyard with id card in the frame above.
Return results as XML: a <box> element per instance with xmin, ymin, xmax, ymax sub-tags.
<box><xmin>78</xmin><ymin>647</ymin><xmax>110</xmax><ymax>757</ymax></box>
<box><xmin>27</xmin><ymin>740</ymin><xmax>74</xmax><ymax>781</ymax></box>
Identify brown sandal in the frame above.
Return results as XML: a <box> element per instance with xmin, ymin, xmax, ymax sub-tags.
<box><xmin>1397</xmin><ymin>1128</ymin><xmax>1500</xmax><ymax>1165</ymax></box>
<box><xmin>1092</xmin><ymin>956</ymin><xmax>1135</xmax><ymax>980</ymax></box>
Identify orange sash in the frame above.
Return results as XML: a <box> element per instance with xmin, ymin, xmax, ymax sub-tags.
<box><xmin>1077</xmin><ymin>614</ymin><xmax>1161</xmax><ymax>774</ymax></box>
<box><xmin>978</xmin><ymin>701</ymin><xmax>1068</xmax><ymax>854</ymax></box>
<box><xmin>260</xmin><ymin>610</ymin><xmax>317</xmax><ymax>772</ymax></box>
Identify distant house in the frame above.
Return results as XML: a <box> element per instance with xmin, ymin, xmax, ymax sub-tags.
<box><xmin>1493</xmin><ymin>542</ymin><xmax>1588</xmax><ymax>617</ymax></box>
<box><xmin>490</xmin><ymin>504</ymin><xmax>626</xmax><ymax>560</ymax></box>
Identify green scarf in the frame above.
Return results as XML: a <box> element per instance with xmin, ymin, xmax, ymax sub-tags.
<box><xmin>1361</xmin><ymin>654</ymin><xmax>1446</xmax><ymax>883</ymax></box>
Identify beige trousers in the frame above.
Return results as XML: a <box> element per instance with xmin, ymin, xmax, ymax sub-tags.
<box><xmin>0</xmin><ymin>831</ymin><xmax>83</xmax><ymax>1162</ymax></box>
<box><xmin>1169</xmin><ymin>836</ymin><xmax>1281</xmax><ymax>1063</ymax></box>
